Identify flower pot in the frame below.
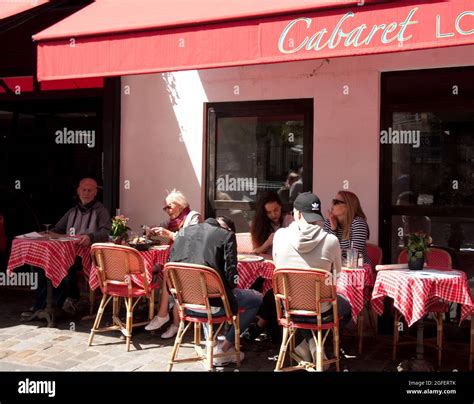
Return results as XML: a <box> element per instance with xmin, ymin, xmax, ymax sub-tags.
<box><xmin>408</xmin><ymin>257</ymin><xmax>425</xmax><ymax>271</ymax></box>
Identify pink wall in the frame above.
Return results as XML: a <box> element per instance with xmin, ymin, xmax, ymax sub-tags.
<box><xmin>120</xmin><ymin>44</ymin><xmax>474</xmax><ymax>239</ymax></box>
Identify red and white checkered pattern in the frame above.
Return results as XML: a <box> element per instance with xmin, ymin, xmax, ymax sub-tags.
<box><xmin>337</xmin><ymin>267</ymin><xmax>366</xmax><ymax>320</ymax></box>
<box><xmin>88</xmin><ymin>245</ymin><xmax>170</xmax><ymax>290</ymax></box>
<box><xmin>7</xmin><ymin>238</ymin><xmax>91</xmax><ymax>288</ymax></box>
<box><xmin>237</xmin><ymin>260</ymin><xmax>275</xmax><ymax>294</ymax></box>
<box><xmin>371</xmin><ymin>269</ymin><xmax>474</xmax><ymax>327</ymax></box>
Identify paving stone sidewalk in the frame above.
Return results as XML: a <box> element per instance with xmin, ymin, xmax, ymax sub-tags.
<box><xmin>0</xmin><ymin>288</ymin><xmax>471</xmax><ymax>372</ymax></box>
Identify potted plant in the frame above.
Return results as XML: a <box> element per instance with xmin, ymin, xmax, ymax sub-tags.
<box><xmin>407</xmin><ymin>232</ymin><xmax>432</xmax><ymax>270</ymax></box>
<box><xmin>110</xmin><ymin>215</ymin><xmax>130</xmax><ymax>244</ymax></box>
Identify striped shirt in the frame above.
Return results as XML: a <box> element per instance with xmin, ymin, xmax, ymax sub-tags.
<box><xmin>324</xmin><ymin>216</ymin><xmax>371</xmax><ymax>265</ymax></box>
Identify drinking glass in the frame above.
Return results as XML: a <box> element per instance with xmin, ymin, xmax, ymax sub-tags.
<box><xmin>43</xmin><ymin>224</ymin><xmax>51</xmax><ymax>238</ymax></box>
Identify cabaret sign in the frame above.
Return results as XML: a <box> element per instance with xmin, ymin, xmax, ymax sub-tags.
<box><xmin>278</xmin><ymin>7</ymin><xmax>474</xmax><ymax>54</ymax></box>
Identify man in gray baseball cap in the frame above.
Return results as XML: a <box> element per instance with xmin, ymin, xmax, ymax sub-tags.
<box><xmin>272</xmin><ymin>191</ymin><xmax>352</xmax><ymax>369</ymax></box>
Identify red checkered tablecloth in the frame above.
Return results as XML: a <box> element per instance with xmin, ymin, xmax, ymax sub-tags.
<box><xmin>371</xmin><ymin>268</ymin><xmax>474</xmax><ymax>327</ymax></box>
<box><xmin>89</xmin><ymin>245</ymin><xmax>170</xmax><ymax>290</ymax></box>
<box><xmin>337</xmin><ymin>267</ymin><xmax>366</xmax><ymax>320</ymax></box>
<box><xmin>237</xmin><ymin>260</ymin><xmax>275</xmax><ymax>294</ymax></box>
<box><xmin>7</xmin><ymin>238</ymin><xmax>91</xmax><ymax>288</ymax></box>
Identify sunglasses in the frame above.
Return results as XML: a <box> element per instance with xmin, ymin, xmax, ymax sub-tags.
<box><xmin>332</xmin><ymin>199</ymin><xmax>346</xmax><ymax>205</ymax></box>
<box><xmin>162</xmin><ymin>205</ymin><xmax>173</xmax><ymax>211</ymax></box>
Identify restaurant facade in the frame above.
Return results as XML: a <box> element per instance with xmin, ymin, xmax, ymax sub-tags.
<box><xmin>3</xmin><ymin>0</ymin><xmax>474</xmax><ymax>269</ymax></box>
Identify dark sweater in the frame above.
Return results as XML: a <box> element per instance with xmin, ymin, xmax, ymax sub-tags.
<box><xmin>168</xmin><ymin>218</ymin><xmax>238</xmax><ymax>314</ymax></box>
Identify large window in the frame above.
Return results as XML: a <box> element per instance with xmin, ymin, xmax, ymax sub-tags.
<box><xmin>206</xmin><ymin>99</ymin><xmax>313</xmax><ymax>232</ymax></box>
<box><xmin>380</xmin><ymin>67</ymin><xmax>474</xmax><ymax>275</ymax></box>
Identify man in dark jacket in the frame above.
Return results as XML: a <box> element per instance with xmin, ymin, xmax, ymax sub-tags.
<box><xmin>169</xmin><ymin>217</ymin><xmax>262</xmax><ymax>366</ymax></box>
<box><xmin>23</xmin><ymin>178</ymin><xmax>110</xmax><ymax>318</ymax></box>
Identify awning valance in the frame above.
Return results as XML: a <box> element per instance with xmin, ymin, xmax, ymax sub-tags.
<box><xmin>34</xmin><ymin>0</ymin><xmax>474</xmax><ymax>81</ymax></box>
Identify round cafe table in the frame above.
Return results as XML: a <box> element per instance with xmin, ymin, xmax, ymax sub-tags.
<box><xmin>371</xmin><ymin>267</ymin><xmax>474</xmax><ymax>365</ymax></box>
<box><xmin>7</xmin><ymin>236</ymin><xmax>91</xmax><ymax>327</ymax></box>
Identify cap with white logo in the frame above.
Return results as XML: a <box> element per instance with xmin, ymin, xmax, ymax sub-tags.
<box><xmin>293</xmin><ymin>192</ymin><xmax>324</xmax><ymax>223</ymax></box>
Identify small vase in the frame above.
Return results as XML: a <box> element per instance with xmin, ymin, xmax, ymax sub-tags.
<box><xmin>110</xmin><ymin>236</ymin><xmax>124</xmax><ymax>245</ymax></box>
<box><xmin>408</xmin><ymin>257</ymin><xmax>425</xmax><ymax>271</ymax></box>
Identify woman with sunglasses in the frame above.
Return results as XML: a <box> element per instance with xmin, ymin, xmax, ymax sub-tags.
<box><xmin>324</xmin><ymin>190</ymin><xmax>371</xmax><ymax>265</ymax></box>
<box><xmin>145</xmin><ymin>189</ymin><xmax>202</xmax><ymax>338</ymax></box>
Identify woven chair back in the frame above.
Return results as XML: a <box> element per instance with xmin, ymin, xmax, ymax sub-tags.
<box><xmin>273</xmin><ymin>268</ymin><xmax>335</xmax><ymax>316</ymax></box>
<box><xmin>91</xmin><ymin>243</ymin><xmax>148</xmax><ymax>291</ymax></box>
<box><xmin>366</xmin><ymin>243</ymin><xmax>382</xmax><ymax>268</ymax></box>
<box><xmin>398</xmin><ymin>247</ymin><xmax>452</xmax><ymax>269</ymax></box>
<box><xmin>164</xmin><ymin>263</ymin><xmax>230</xmax><ymax>316</ymax></box>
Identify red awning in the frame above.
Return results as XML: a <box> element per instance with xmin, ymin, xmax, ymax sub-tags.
<box><xmin>34</xmin><ymin>0</ymin><xmax>474</xmax><ymax>81</ymax></box>
<box><xmin>0</xmin><ymin>0</ymin><xmax>49</xmax><ymax>20</ymax></box>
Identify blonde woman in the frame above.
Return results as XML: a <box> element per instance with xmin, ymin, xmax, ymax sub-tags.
<box><xmin>324</xmin><ymin>190</ymin><xmax>371</xmax><ymax>265</ymax></box>
<box><xmin>145</xmin><ymin>190</ymin><xmax>201</xmax><ymax>338</ymax></box>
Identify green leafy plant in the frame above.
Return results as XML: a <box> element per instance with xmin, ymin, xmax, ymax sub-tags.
<box><xmin>407</xmin><ymin>232</ymin><xmax>432</xmax><ymax>261</ymax></box>
<box><xmin>110</xmin><ymin>215</ymin><xmax>130</xmax><ymax>238</ymax></box>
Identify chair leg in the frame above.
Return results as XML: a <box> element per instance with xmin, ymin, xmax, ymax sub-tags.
<box><xmin>334</xmin><ymin>326</ymin><xmax>340</xmax><ymax>372</ymax></box>
<box><xmin>234</xmin><ymin>314</ymin><xmax>241</xmax><ymax>368</ymax></box>
<box><xmin>393</xmin><ymin>310</ymin><xmax>399</xmax><ymax>361</ymax></box>
<box><xmin>275</xmin><ymin>327</ymin><xmax>289</xmax><ymax>371</ymax></box>
<box><xmin>194</xmin><ymin>322</ymin><xmax>201</xmax><ymax>346</ymax></box>
<box><xmin>88</xmin><ymin>293</ymin><xmax>108</xmax><ymax>346</ymax></box>
<box><xmin>206</xmin><ymin>323</ymin><xmax>214</xmax><ymax>371</ymax></box>
<box><xmin>314</xmin><ymin>330</ymin><xmax>323</xmax><ymax>372</ymax></box>
<box><xmin>167</xmin><ymin>321</ymin><xmax>186</xmax><ymax>372</ymax></box>
<box><xmin>125</xmin><ymin>297</ymin><xmax>133</xmax><ymax>352</ymax></box>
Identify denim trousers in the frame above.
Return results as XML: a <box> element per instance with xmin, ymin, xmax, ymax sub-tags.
<box><xmin>188</xmin><ymin>288</ymin><xmax>263</xmax><ymax>343</ymax></box>
<box><xmin>300</xmin><ymin>294</ymin><xmax>352</xmax><ymax>340</ymax></box>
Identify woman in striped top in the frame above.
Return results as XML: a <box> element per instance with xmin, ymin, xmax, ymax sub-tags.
<box><xmin>324</xmin><ymin>190</ymin><xmax>371</xmax><ymax>265</ymax></box>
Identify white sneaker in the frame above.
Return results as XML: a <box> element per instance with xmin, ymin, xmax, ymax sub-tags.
<box><xmin>294</xmin><ymin>339</ymin><xmax>312</xmax><ymax>362</ymax></box>
<box><xmin>309</xmin><ymin>338</ymin><xmax>329</xmax><ymax>371</ymax></box>
<box><xmin>145</xmin><ymin>314</ymin><xmax>170</xmax><ymax>331</ymax></box>
<box><xmin>212</xmin><ymin>343</ymin><xmax>245</xmax><ymax>367</ymax></box>
<box><xmin>161</xmin><ymin>324</ymin><xmax>179</xmax><ymax>339</ymax></box>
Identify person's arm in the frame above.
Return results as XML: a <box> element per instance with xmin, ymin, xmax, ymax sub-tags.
<box><xmin>252</xmin><ymin>233</ymin><xmax>274</xmax><ymax>255</ymax></box>
<box><xmin>223</xmin><ymin>232</ymin><xmax>238</xmax><ymax>289</ymax></box>
<box><xmin>87</xmin><ymin>206</ymin><xmax>111</xmax><ymax>243</ymax></box>
<box><xmin>51</xmin><ymin>209</ymin><xmax>70</xmax><ymax>234</ymax></box>
<box><xmin>332</xmin><ymin>240</ymin><xmax>342</xmax><ymax>277</ymax></box>
<box><xmin>350</xmin><ymin>218</ymin><xmax>369</xmax><ymax>256</ymax></box>
<box><xmin>324</xmin><ymin>218</ymin><xmax>337</xmax><ymax>236</ymax></box>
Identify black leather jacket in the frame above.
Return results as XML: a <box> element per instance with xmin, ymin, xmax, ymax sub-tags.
<box><xmin>168</xmin><ymin>218</ymin><xmax>238</xmax><ymax>314</ymax></box>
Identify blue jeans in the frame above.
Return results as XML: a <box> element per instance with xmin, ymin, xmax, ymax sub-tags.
<box><xmin>188</xmin><ymin>288</ymin><xmax>262</xmax><ymax>343</ymax></box>
<box><xmin>299</xmin><ymin>294</ymin><xmax>352</xmax><ymax>340</ymax></box>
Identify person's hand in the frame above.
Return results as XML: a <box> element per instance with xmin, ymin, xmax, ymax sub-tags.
<box><xmin>78</xmin><ymin>235</ymin><xmax>91</xmax><ymax>247</ymax></box>
<box><xmin>151</xmin><ymin>227</ymin><xmax>173</xmax><ymax>239</ymax></box>
<box><xmin>266</xmin><ymin>233</ymin><xmax>275</xmax><ymax>247</ymax></box>
<box><xmin>327</xmin><ymin>210</ymin><xmax>338</xmax><ymax>231</ymax></box>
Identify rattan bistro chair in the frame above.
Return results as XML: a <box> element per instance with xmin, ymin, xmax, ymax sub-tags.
<box><xmin>394</xmin><ymin>247</ymin><xmax>453</xmax><ymax>366</ymax></box>
<box><xmin>273</xmin><ymin>268</ymin><xmax>340</xmax><ymax>372</ymax></box>
<box><xmin>88</xmin><ymin>243</ymin><xmax>157</xmax><ymax>351</ymax></box>
<box><xmin>164</xmin><ymin>262</ymin><xmax>242</xmax><ymax>371</ymax></box>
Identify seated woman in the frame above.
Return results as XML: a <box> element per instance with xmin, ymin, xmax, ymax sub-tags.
<box><xmin>250</xmin><ymin>192</ymin><xmax>293</xmax><ymax>255</ymax></box>
<box><xmin>244</xmin><ymin>192</ymin><xmax>293</xmax><ymax>342</ymax></box>
<box><xmin>324</xmin><ymin>190</ymin><xmax>371</xmax><ymax>265</ymax></box>
<box><xmin>145</xmin><ymin>189</ymin><xmax>202</xmax><ymax>338</ymax></box>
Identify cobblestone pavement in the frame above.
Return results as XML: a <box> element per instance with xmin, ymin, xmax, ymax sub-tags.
<box><xmin>0</xmin><ymin>288</ymin><xmax>471</xmax><ymax>372</ymax></box>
